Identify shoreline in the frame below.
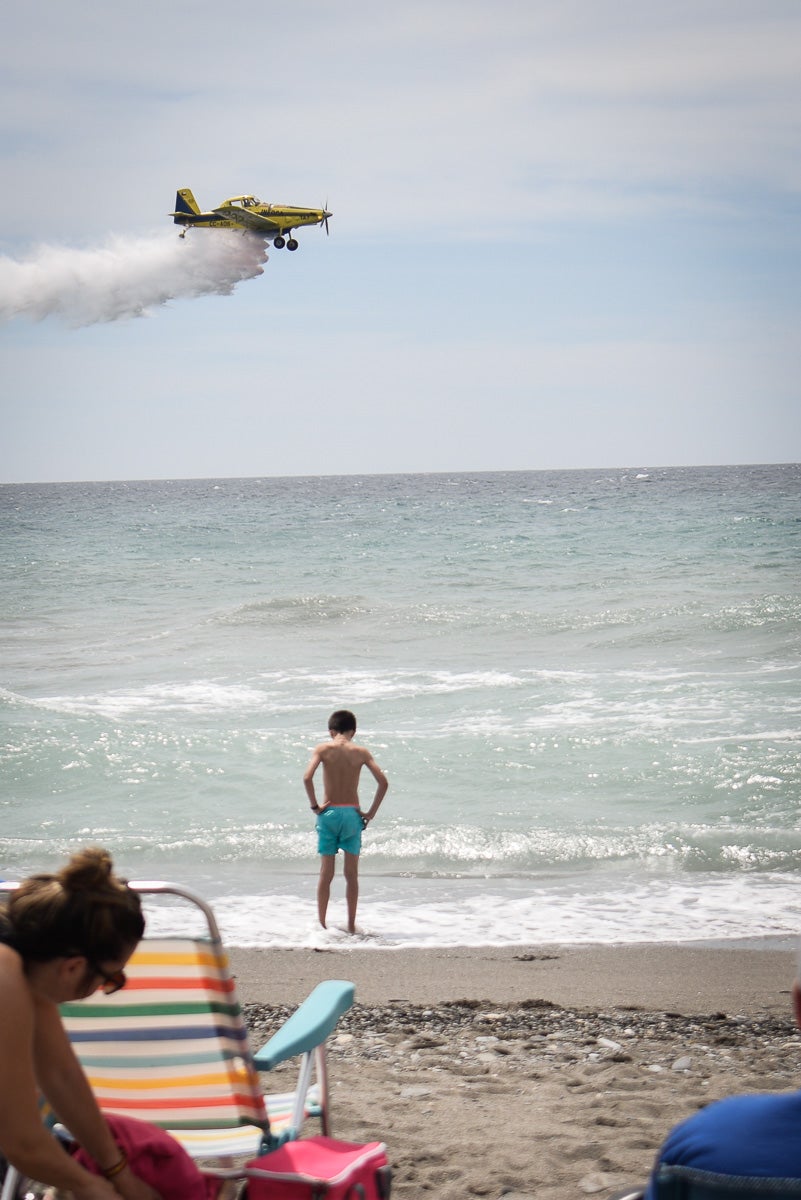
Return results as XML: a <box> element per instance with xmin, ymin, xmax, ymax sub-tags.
<box><xmin>229</xmin><ymin>939</ymin><xmax>797</xmax><ymax>1014</ymax></box>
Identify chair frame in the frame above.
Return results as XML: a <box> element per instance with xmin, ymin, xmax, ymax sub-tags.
<box><xmin>654</xmin><ymin>1164</ymin><xmax>801</xmax><ymax>1198</ymax></box>
<box><xmin>610</xmin><ymin>1166</ymin><xmax>801</xmax><ymax>1200</ymax></box>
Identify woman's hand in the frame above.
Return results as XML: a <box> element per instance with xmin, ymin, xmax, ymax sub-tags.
<box><xmin>71</xmin><ymin>1175</ymin><xmax>128</xmax><ymax>1200</ymax></box>
<box><xmin>72</xmin><ymin>1168</ymin><xmax>162</xmax><ymax>1200</ymax></box>
<box><xmin>108</xmin><ymin>1166</ymin><xmax>163</xmax><ymax>1200</ymax></box>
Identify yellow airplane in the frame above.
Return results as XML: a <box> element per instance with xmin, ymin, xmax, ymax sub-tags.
<box><xmin>170</xmin><ymin>188</ymin><xmax>331</xmax><ymax>249</ymax></box>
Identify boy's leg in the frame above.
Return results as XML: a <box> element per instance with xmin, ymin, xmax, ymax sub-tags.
<box><xmin>343</xmin><ymin>852</ymin><xmax>359</xmax><ymax>933</ymax></box>
<box><xmin>317</xmin><ymin>855</ymin><xmax>336</xmax><ymax>928</ymax></box>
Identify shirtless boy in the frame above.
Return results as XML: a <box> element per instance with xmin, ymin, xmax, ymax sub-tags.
<box><xmin>303</xmin><ymin>710</ymin><xmax>388</xmax><ymax>933</ymax></box>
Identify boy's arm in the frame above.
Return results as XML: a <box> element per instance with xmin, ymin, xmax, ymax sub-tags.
<box><xmin>303</xmin><ymin>748</ymin><xmax>323</xmax><ymax>811</ymax></box>
<box><xmin>362</xmin><ymin>754</ymin><xmax>388</xmax><ymax>822</ymax></box>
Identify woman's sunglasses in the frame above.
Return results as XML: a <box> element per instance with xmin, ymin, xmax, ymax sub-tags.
<box><xmin>88</xmin><ymin>961</ymin><xmax>127</xmax><ymax>995</ymax></box>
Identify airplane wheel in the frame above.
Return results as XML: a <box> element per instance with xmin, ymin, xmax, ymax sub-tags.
<box><xmin>273</xmin><ymin>236</ymin><xmax>285</xmax><ymax>249</ymax></box>
<box><xmin>287</xmin><ymin>238</ymin><xmax>299</xmax><ymax>251</ymax></box>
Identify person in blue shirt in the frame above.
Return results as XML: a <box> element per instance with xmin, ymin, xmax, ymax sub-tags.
<box><xmin>645</xmin><ymin>973</ymin><xmax>801</xmax><ymax>1197</ymax></box>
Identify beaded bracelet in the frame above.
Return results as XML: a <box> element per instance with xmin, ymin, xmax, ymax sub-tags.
<box><xmin>100</xmin><ymin>1151</ymin><xmax>128</xmax><ymax>1181</ymax></box>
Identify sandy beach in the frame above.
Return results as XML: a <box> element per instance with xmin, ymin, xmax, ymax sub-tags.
<box><xmin>232</xmin><ymin>941</ymin><xmax>800</xmax><ymax>1199</ymax></box>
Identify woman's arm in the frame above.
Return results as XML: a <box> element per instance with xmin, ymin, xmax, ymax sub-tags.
<box><xmin>32</xmin><ymin>996</ymin><xmax>162</xmax><ymax>1200</ymax></box>
<box><xmin>0</xmin><ymin>963</ymin><xmax>116</xmax><ymax>1200</ymax></box>
<box><xmin>32</xmin><ymin>996</ymin><xmax>123</xmax><ymax>1168</ymax></box>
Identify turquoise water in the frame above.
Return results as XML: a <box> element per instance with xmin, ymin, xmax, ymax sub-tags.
<box><xmin>1</xmin><ymin>465</ymin><xmax>800</xmax><ymax>947</ymax></box>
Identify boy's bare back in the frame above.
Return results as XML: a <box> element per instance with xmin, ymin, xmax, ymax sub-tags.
<box><xmin>306</xmin><ymin>735</ymin><xmax>386</xmax><ymax>809</ymax></box>
<box><xmin>316</xmin><ymin>738</ymin><xmax>373</xmax><ymax>806</ymax></box>
<box><xmin>304</xmin><ymin>713</ymin><xmax>388</xmax><ymax>822</ymax></box>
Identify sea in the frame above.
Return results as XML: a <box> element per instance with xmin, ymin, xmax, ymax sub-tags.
<box><xmin>1</xmin><ymin>465</ymin><xmax>800</xmax><ymax>950</ymax></box>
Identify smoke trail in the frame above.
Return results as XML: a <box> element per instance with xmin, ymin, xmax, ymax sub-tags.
<box><xmin>0</xmin><ymin>231</ymin><xmax>268</xmax><ymax>326</ymax></box>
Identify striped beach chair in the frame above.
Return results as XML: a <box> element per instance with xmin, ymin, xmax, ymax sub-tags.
<box><xmin>0</xmin><ymin>880</ymin><xmax>354</xmax><ymax>1193</ymax></box>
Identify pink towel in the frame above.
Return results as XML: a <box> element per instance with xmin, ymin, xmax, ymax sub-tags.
<box><xmin>74</xmin><ymin>1114</ymin><xmax>220</xmax><ymax>1200</ymax></box>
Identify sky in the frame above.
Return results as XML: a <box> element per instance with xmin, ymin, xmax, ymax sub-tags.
<box><xmin>1</xmin><ymin>0</ymin><xmax>800</xmax><ymax>483</ymax></box>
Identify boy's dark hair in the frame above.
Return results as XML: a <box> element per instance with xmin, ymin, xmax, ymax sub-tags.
<box><xmin>328</xmin><ymin>710</ymin><xmax>357</xmax><ymax>735</ymax></box>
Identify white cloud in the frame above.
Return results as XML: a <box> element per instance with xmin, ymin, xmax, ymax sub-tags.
<box><xmin>2</xmin><ymin>2</ymin><xmax>800</xmax><ymax>242</ymax></box>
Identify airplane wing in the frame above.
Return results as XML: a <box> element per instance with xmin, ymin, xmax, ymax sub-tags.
<box><xmin>213</xmin><ymin>206</ymin><xmax>282</xmax><ymax>234</ymax></box>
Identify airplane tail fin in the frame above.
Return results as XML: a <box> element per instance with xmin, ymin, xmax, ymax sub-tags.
<box><xmin>172</xmin><ymin>188</ymin><xmax>201</xmax><ymax>222</ymax></box>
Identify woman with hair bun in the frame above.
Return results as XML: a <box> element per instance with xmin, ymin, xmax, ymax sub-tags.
<box><xmin>0</xmin><ymin>847</ymin><xmax>161</xmax><ymax>1200</ymax></box>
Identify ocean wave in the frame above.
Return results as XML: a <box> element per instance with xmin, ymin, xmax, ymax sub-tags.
<box><xmin>203</xmin><ymin>591</ymin><xmax>801</xmax><ymax>647</ymax></box>
<box><xmin>137</xmin><ymin>872</ymin><xmax>801</xmax><ymax>949</ymax></box>
<box><xmin>29</xmin><ymin>682</ymin><xmax>273</xmax><ymax>717</ymax></box>
<box><xmin>215</xmin><ymin>595</ymin><xmax>373</xmax><ymax>625</ymax></box>
<box><xmin>359</xmin><ymin>823</ymin><xmax>801</xmax><ymax>875</ymax></box>
<box><xmin>31</xmin><ymin>819</ymin><xmax>797</xmax><ymax>877</ymax></box>
<box><xmin>13</xmin><ymin>660</ymin><xmax>800</xmax><ymax>723</ymax></box>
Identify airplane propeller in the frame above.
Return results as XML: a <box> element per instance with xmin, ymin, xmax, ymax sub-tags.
<box><xmin>321</xmin><ymin>202</ymin><xmax>331</xmax><ymax>235</ymax></box>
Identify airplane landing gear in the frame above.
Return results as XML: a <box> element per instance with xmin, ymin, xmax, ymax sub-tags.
<box><xmin>273</xmin><ymin>235</ymin><xmax>285</xmax><ymax>249</ymax></box>
<box><xmin>287</xmin><ymin>238</ymin><xmax>299</xmax><ymax>251</ymax></box>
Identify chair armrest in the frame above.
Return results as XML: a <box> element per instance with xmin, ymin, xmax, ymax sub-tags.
<box><xmin>253</xmin><ymin>980</ymin><xmax>355</xmax><ymax>1070</ymax></box>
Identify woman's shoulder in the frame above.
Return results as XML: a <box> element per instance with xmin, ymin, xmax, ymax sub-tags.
<box><xmin>0</xmin><ymin>942</ymin><xmax>30</xmax><ymax>1008</ymax></box>
<box><xmin>0</xmin><ymin>940</ymin><xmax>24</xmax><ymax>975</ymax></box>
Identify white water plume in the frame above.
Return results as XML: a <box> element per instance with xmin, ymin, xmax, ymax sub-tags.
<box><xmin>0</xmin><ymin>231</ymin><xmax>268</xmax><ymax>326</ymax></box>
